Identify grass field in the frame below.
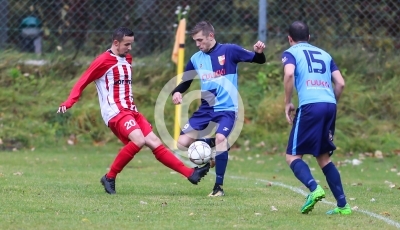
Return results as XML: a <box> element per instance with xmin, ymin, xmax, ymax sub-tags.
<box><xmin>1</xmin><ymin>144</ymin><xmax>400</xmax><ymax>230</ymax></box>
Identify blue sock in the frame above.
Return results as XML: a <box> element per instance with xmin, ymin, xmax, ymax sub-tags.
<box><xmin>215</xmin><ymin>151</ymin><xmax>228</xmax><ymax>185</ymax></box>
<box><xmin>322</xmin><ymin>162</ymin><xmax>347</xmax><ymax>207</ymax></box>
<box><xmin>290</xmin><ymin>159</ymin><xmax>318</xmax><ymax>192</ymax></box>
<box><xmin>196</xmin><ymin>138</ymin><xmax>216</xmax><ymax>148</ymax></box>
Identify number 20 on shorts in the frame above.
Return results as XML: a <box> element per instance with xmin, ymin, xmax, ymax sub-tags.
<box><xmin>124</xmin><ymin>119</ymin><xmax>136</xmax><ymax>130</ymax></box>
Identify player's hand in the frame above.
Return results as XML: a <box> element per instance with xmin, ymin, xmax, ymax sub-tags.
<box><xmin>253</xmin><ymin>41</ymin><xmax>266</xmax><ymax>53</ymax></box>
<box><xmin>172</xmin><ymin>92</ymin><xmax>182</xmax><ymax>104</ymax></box>
<box><xmin>285</xmin><ymin>103</ymin><xmax>295</xmax><ymax>125</ymax></box>
<box><xmin>57</xmin><ymin>105</ymin><xmax>67</xmax><ymax>114</ymax></box>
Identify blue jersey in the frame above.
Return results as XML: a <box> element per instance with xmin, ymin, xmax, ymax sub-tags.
<box><xmin>184</xmin><ymin>43</ymin><xmax>255</xmax><ymax>112</ymax></box>
<box><xmin>282</xmin><ymin>43</ymin><xmax>338</xmax><ymax>106</ymax></box>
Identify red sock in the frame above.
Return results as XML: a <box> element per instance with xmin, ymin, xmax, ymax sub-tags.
<box><xmin>153</xmin><ymin>145</ymin><xmax>194</xmax><ymax>178</ymax></box>
<box><xmin>107</xmin><ymin>142</ymin><xmax>141</xmax><ymax>179</ymax></box>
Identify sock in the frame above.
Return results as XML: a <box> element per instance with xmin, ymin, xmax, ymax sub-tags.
<box><xmin>107</xmin><ymin>142</ymin><xmax>140</xmax><ymax>179</ymax></box>
<box><xmin>215</xmin><ymin>151</ymin><xmax>228</xmax><ymax>185</ymax></box>
<box><xmin>196</xmin><ymin>138</ymin><xmax>216</xmax><ymax>148</ymax></box>
<box><xmin>153</xmin><ymin>145</ymin><xmax>193</xmax><ymax>178</ymax></box>
<box><xmin>322</xmin><ymin>162</ymin><xmax>347</xmax><ymax>207</ymax></box>
<box><xmin>290</xmin><ymin>159</ymin><xmax>318</xmax><ymax>192</ymax></box>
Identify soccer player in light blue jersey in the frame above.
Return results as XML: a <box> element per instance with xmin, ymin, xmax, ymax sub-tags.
<box><xmin>171</xmin><ymin>21</ymin><xmax>266</xmax><ymax>196</ymax></box>
<box><xmin>282</xmin><ymin>21</ymin><xmax>351</xmax><ymax>215</ymax></box>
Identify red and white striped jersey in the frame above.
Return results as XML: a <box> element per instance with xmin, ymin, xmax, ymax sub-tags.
<box><xmin>61</xmin><ymin>50</ymin><xmax>137</xmax><ymax>125</ymax></box>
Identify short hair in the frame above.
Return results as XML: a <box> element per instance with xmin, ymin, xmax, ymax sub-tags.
<box><xmin>112</xmin><ymin>27</ymin><xmax>134</xmax><ymax>42</ymax></box>
<box><xmin>190</xmin><ymin>21</ymin><xmax>215</xmax><ymax>37</ymax></box>
<box><xmin>288</xmin><ymin>21</ymin><xmax>309</xmax><ymax>42</ymax></box>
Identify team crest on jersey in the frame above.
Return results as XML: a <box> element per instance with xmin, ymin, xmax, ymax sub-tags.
<box><xmin>218</xmin><ymin>55</ymin><xmax>225</xmax><ymax>65</ymax></box>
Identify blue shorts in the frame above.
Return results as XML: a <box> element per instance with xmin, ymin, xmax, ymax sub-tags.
<box><xmin>286</xmin><ymin>103</ymin><xmax>337</xmax><ymax>157</ymax></box>
<box><xmin>181</xmin><ymin>109</ymin><xmax>237</xmax><ymax>137</ymax></box>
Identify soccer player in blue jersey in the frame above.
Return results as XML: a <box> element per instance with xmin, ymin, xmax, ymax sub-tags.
<box><xmin>171</xmin><ymin>21</ymin><xmax>266</xmax><ymax>196</ymax></box>
<box><xmin>282</xmin><ymin>21</ymin><xmax>351</xmax><ymax>215</ymax></box>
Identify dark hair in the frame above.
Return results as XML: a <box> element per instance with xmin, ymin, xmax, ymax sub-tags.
<box><xmin>288</xmin><ymin>21</ymin><xmax>309</xmax><ymax>42</ymax></box>
<box><xmin>190</xmin><ymin>21</ymin><xmax>215</xmax><ymax>37</ymax></box>
<box><xmin>112</xmin><ymin>27</ymin><xmax>134</xmax><ymax>42</ymax></box>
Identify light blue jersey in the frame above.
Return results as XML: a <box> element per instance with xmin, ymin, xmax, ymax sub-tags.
<box><xmin>282</xmin><ymin>43</ymin><xmax>338</xmax><ymax>106</ymax></box>
<box><xmin>184</xmin><ymin>43</ymin><xmax>255</xmax><ymax>112</ymax></box>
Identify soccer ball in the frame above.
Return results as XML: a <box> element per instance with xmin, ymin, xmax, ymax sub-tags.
<box><xmin>188</xmin><ymin>141</ymin><xmax>212</xmax><ymax>165</ymax></box>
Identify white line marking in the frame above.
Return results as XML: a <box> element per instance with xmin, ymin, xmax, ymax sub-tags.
<box><xmin>231</xmin><ymin>176</ymin><xmax>400</xmax><ymax>229</ymax></box>
<box><xmin>179</xmin><ymin>156</ymin><xmax>400</xmax><ymax>228</ymax></box>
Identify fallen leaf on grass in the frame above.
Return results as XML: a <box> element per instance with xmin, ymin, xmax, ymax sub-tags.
<box><xmin>390</xmin><ymin>168</ymin><xmax>397</xmax><ymax>172</ymax></box>
<box><xmin>381</xmin><ymin>212</ymin><xmax>390</xmax><ymax>216</ymax></box>
<box><xmin>13</xmin><ymin>172</ymin><xmax>23</xmax><ymax>176</ymax></box>
<box><xmin>370</xmin><ymin>198</ymin><xmax>376</xmax><ymax>202</ymax></box>
<box><xmin>351</xmin><ymin>206</ymin><xmax>359</xmax><ymax>211</ymax></box>
<box><xmin>170</xmin><ymin>171</ymin><xmax>177</xmax><ymax>174</ymax></box>
<box><xmin>349</xmin><ymin>198</ymin><xmax>356</xmax><ymax>201</ymax></box>
<box><xmin>254</xmin><ymin>212</ymin><xmax>262</xmax><ymax>216</ymax></box>
<box><xmin>189</xmin><ymin>213</ymin><xmax>194</xmax><ymax>216</ymax></box>
<box><xmin>271</xmin><ymin>206</ymin><xmax>278</xmax><ymax>211</ymax></box>
<box><xmin>266</xmin><ymin>182</ymin><xmax>272</xmax><ymax>187</ymax></box>
<box><xmin>389</xmin><ymin>184</ymin><xmax>396</xmax><ymax>189</ymax></box>
<box><xmin>351</xmin><ymin>182</ymin><xmax>362</xmax><ymax>186</ymax></box>
<box><xmin>81</xmin><ymin>218</ymin><xmax>90</xmax><ymax>222</ymax></box>
<box><xmin>140</xmin><ymin>201</ymin><xmax>147</xmax><ymax>205</ymax></box>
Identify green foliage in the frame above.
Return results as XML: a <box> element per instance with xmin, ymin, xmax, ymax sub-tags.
<box><xmin>1</xmin><ymin>43</ymin><xmax>400</xmax><ymax>154</ymax></box>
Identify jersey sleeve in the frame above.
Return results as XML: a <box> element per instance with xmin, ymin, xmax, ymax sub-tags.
<box><xmin>229</xmin><ymin>44</ymin><xmax>255</xmax><ymax>63</ymax></box>
<box><xmin>61</xmin><ymin>55</ymin><xmax>110</xmax><ymax>109</ymax></box>
<box><xmin>182</xmin><ymin>60</ymin><xmax>196</xmax><ymax>81</ymax></box>
<box><xmin>330</xmin><ymin>59</ymin><xmax>339</xmax><ymax>72</ymax></box>
<box><xmin>281</xmin><ymin>51</ymin><xmax>296</xmax><ymax>66</ymax></box>
<box><xmin>171</xmin><ymin>60</ymin><xmax>196</xmax><ymax>95</ymax></box>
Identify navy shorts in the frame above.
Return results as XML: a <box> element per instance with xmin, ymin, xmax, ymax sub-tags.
<box><xmin>286</xmin><ymin>102</ymin><xmax>337</xmax><ymax>157</ymax></box>
<box><xmin>181</xmin><ymin>109</ymin><xmax>237</xmax><ymax>137</ymax></box>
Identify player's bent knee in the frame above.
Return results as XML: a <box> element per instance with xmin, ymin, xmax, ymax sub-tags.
<box><xmin>128</xmin><ymin>130</ymin><xmax>146</xmax><ymax>148</ymax></box>
<box><xmin>176</xmin><ymin>135</ymin><xmax>194</xmax><ymax>150</ymax></box>
<box><xmin>215</xmin><ymin>134</ymin><xmax>227</xmax><ymax>143</ymax></box>
<box><xmin>285</xmin><ymin>154</ymin><xmax>302</xmax><ymax>165</ymax></box>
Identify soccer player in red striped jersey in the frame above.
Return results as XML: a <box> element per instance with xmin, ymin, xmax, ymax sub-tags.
<box><xmin>57</xmin><ymin>27</ymin><xmax>210</xmax><ymax>195</ymax></box>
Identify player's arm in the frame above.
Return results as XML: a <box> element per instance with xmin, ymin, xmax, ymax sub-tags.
<box><xmin>171</xmin><ymin>60</ymin><xmax>196</xmax><ymax>104</ymax></box>
<box><xmin>282</xmin><ymin>51</ymin><xmax>296</xmax><ymax>124</ymax></box>
<box><xmin>57</xmin><ymin>57</ymin><xmax>108</xmax><ymax>113</ymax></box>
<box><xmin>230</xmin><ymin>43</ymin><xmax>266</xmax><ymax>64</ymax></box>
<box><xmin>330</xmin><ymin>59</ymin><xmax>345</xmax><ymax>102</ymax></box>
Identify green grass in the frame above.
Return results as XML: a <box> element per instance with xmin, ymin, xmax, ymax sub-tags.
<box><xmin>1</xmin><ymin>145</ymin><xmax>399</xmax><ymax>230</ymax></box>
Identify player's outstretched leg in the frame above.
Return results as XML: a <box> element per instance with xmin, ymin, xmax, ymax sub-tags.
<box><xmin>152</xmin><ymin>145</ymin><xmax>210</xmax><ymax>184</ymax></box>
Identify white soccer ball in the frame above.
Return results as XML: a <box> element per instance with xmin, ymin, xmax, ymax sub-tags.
<box><xmin>188</xmin><ymin>141</ymin><xmax>212</xmax><ymax>165</ymax></box>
